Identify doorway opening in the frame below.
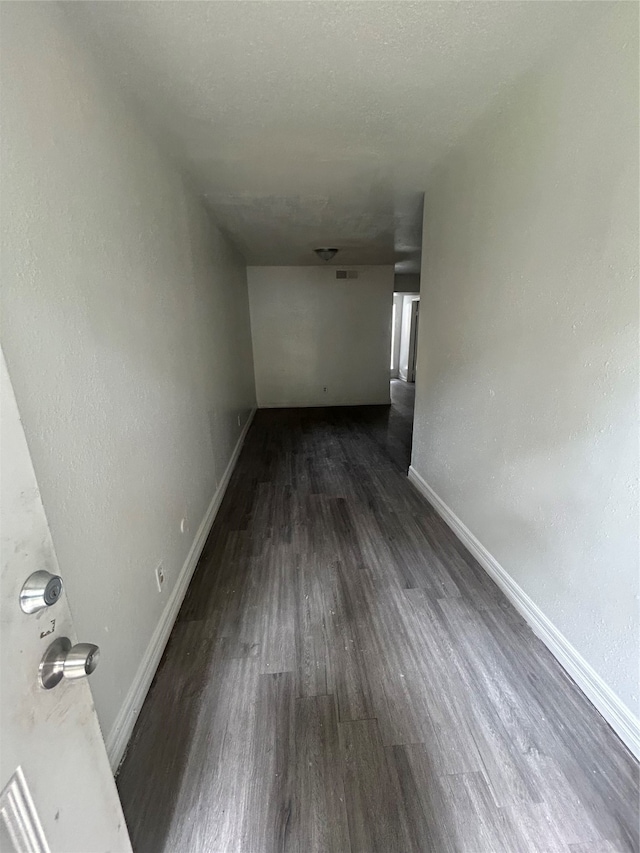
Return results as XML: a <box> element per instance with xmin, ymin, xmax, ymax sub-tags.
<box><xmin>390</xmin><ymin>292</ymin><xmax>420</xmax><ymax>384</ymax></box>
<box><xmin>389</xmin><ymin>288</ymin><xmax>420</xmax><ymax>469</ymax></box>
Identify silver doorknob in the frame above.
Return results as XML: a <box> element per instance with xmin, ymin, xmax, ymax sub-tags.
<box><xmin>39</xmin><ymin>637</ymin><xmax>100</xmax><ymax>690</ymax></box>
<box><xmin>20</xmin><ymin>570</ymin><xmax>63</xmax><ymax>614</ymax></box>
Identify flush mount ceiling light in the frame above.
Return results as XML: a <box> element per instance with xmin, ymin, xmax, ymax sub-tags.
<box><xmin>314</xmin><ymin>247</ymin><xmax>339</xmax><ymax>262</ymax></box>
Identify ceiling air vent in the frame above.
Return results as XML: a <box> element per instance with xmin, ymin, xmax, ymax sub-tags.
<box><xmin>336</xmin><ymin>270</ymin><xmax>358</xmax><ymax>280</ymax></box>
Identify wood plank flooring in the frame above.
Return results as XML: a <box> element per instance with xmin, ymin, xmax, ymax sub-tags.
<box><xmin>117</xmin><ymin>380</ymin><xmax>639</xmax><ymax>853</ymax></box>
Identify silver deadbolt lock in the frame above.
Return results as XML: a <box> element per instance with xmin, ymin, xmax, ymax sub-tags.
<box><xmin>20</xmin><ymin>570</ymin><xmax>63</xmax><ymax>614</ymax></box>
<box><xmin>39</xmin><ymin>637</ymin><xmax>100</xmax><ymax>689</ymax></box>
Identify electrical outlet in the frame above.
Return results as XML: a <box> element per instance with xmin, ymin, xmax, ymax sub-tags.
<box><xmin>323</xmin><ymin>386</ymin><xmax>328</xmax><ymax>393</ymax></box>
<box><xmin>155</xmin><ymin>563</ymin><xmax>165</xmax><ymax>593</ymax></box>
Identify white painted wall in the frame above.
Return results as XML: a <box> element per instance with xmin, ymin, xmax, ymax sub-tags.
<box><xmin>412</xmin><ymin>3</ymin><xmax>639</xmax><ymax>725</ymax></box>
<box><xmin>0</xmin><ymin>2</ymin><xmax>256</xmax><ymax>747</ymax></box>
<box><xmin>394</xmin><ymin>274</ymin><xmax>421</xmax><ymax>294</ymax></box>
<box><xmin>248</xmin><ymin>266</ymin><xmax>394</xmax><ymax>408</ymax></box>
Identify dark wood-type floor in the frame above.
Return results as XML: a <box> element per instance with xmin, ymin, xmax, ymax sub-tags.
<box><xmin>117</xmin><ymin>380</ymin><xmax>639</xmax><ymax>853</ymax></box>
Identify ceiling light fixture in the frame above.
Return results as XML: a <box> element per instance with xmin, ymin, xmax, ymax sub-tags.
<box><xmin>314</xmin><ymin>247</ymin><xmax>338</xmax><ymax>262</ymax></box>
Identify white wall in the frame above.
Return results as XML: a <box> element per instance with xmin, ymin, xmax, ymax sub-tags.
<box><xmin>248</xmin><ymin>266</ymin><xmax>394</xmax><ymax>408</ymax></box>
<box><xmin>0</xmin><ymin>3</ymin><xmax>256</xmax><ymax>747</ymax></box>
<box><xmin>411</xmin><ymin>2</ymin><xmax>639</xmax><ymax>733</ymax></box>
<box><xmin>394</xmin><ymin>273</ymin><xmax>421</xmax><ymax>293</ymax></box>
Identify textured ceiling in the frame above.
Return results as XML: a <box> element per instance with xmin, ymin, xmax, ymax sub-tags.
<box><xmin>66</xmin><ymin>1</ymin><xmax>603</xmax><ymax>272</ymax></box>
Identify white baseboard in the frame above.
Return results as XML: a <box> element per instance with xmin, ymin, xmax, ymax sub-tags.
<box><xmin>407</xmin><ymin>465</ymin><xmax>640</xmax><ymax>759</ymax></box>
<box><xmin>258</xmin><ymin>399</ymin><xmax>390</xmax><ymax>409</ymax></box>
<box><xmin>106</xmin><ymin>408</ymin><xmax>256</xmax><ymax>771</ymax></box>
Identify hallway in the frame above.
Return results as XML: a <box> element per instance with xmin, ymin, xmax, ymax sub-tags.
<box><xmin>116</xmin><ymin>395</ymin><xmax>637</xmax><ymax>853</ymax></box>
